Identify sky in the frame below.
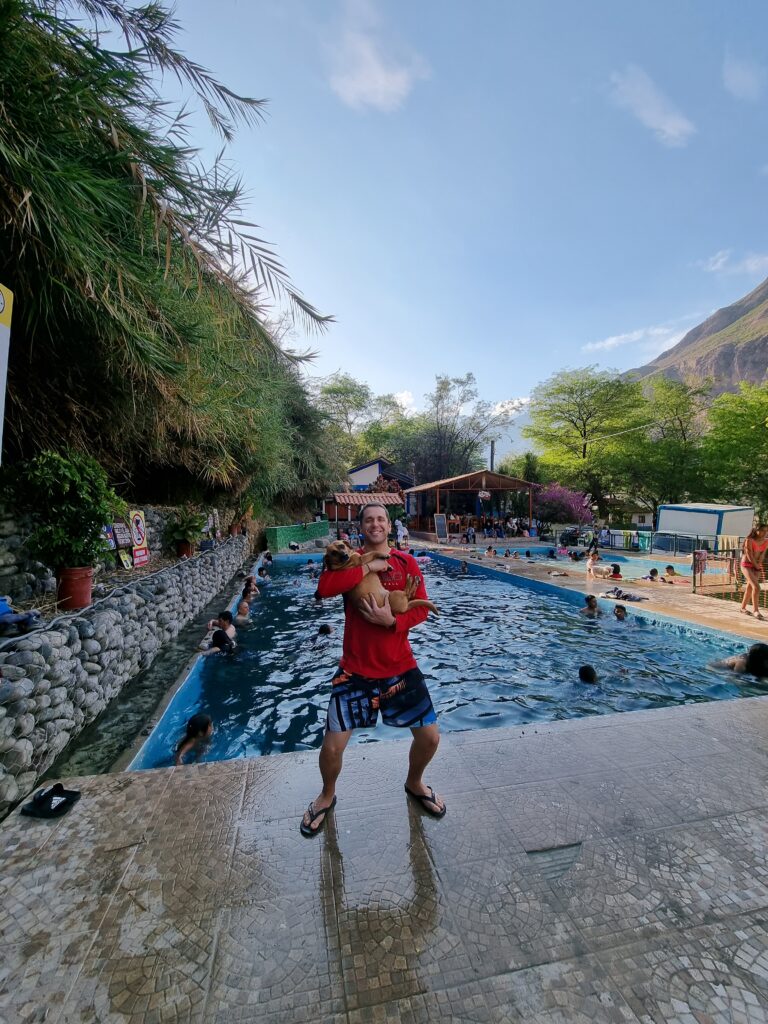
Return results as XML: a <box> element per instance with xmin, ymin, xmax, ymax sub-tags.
<box><xmin>170</xmin><ymin>0</ymin><xmax>768</xmax><ymax>424</ymax></box>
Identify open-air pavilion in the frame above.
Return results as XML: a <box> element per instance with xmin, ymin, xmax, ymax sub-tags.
<box><xmin>404</xmin><ymin>469</ymin><xmax>536</xmax><ymax>537</ymax></box>
<box><xmin>323</xmin><ymin>491</ymin><xmax>404</xmax><ymax>534</ymax></box>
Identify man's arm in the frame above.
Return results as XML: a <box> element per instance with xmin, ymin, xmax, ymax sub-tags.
<box><xmin>315</xmin><ymin>565</ymin><xmax>365</xmax><ymax>599</ymax></box>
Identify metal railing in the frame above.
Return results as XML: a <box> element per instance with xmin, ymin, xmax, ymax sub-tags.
<box><xmin>598</xmin><ymin>531</ymin><xmax>742</xmax><ymax>558</ymax></box>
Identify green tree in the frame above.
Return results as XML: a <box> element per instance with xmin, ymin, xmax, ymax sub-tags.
<box><xmin>315</xmin><ymin>373</ymin><xmax>374</xmax><ymax>436</ymax></box>
<box><xmin>418</xmin><ymin>374</ymin><xmax>521</xmax><ymax>481</ymax></box>
<box><xmin>497</xmin><ymin>451</ymin><xmax>547</xmax><ymax>483</ymax></box>
<box><xmin>606</xmin><ymin>378</ymin><xmax>709</xmax><ymax>518</ymax></box>
<box><xmin>702</xmin><ymin>383</ymin><xmax>768</xmax><ymax>517</ymax></box>
<box><xmin>524</xmin><ymin>367</ymin><xmax>647</xmax><ymax>512</ymax></box>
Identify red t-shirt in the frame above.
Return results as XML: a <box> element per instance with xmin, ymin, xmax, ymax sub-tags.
<box><xmin>315</xmin><ymin>548</ymin><xmax>430</xmax><ymax>678</ymax></box>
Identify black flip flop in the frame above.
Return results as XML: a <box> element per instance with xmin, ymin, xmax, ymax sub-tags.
<box><xmin>21</xmin><ymin>782</ymin><xmax>81</xmax><ymax>819</ymax></box>
<box><xmin>299</xmin><ymin>795</ymin><xmax>337</xmax><ymax>837</ymax></box>
<box><xmin>404</xmin><ymin>784</ymin><xmax>447</xmax><ymax>818</ymax></box>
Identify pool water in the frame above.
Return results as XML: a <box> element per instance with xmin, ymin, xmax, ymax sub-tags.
<box><xmin>129</xmin><ymin>555</ymin><xmax>761</xmax><ymax>770</ymax></box>
<box><xmin>464</xmin><ymin>544</ymin><xmax>705</xmax><ymax>578</ymax></box>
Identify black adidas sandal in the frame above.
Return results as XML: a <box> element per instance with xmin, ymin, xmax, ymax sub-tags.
<box><xmin>21</xmin><ymin>782</ymin><xmax>81</xmax><ymax>819</ymax></box>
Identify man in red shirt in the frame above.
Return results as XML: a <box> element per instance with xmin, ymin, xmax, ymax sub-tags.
<box><xmin>300</xmin><ymin>502</ymin><xmax>445</xmax><ymax>835</ymax></box>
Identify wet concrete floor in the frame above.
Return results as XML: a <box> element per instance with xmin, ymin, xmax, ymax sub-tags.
<box><xmin>4</xmin><ymin>695</ymin><xmax>768</xmax><ymax>1022</ymax></box>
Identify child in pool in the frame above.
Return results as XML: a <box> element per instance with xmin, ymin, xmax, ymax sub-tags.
<box><xmin>175</xmin><ymin>713</ymin><xmax>213</xmax><ymax>765</ymax></box>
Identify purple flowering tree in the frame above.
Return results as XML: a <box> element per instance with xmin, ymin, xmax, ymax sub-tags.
<box><xmin>534</xmin><ymin>484</ymin><xmax>593</xmax><ymax>534</ymax></box>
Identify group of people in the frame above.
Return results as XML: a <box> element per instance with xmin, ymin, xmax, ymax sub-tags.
<box><xmin>180</xmin><ymin>557</ymin><xmax>276</xmax><ymax>762</ymax></box>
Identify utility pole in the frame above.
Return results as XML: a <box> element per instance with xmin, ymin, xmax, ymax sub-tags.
<box><xmin>490</xmin><ymin>440</ymin><xmax>495</xmax><ymax>471</ymax></box>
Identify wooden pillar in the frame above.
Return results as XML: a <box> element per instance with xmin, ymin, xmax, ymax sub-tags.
<box><xmin>436</xmin><ymin>488</ymin><xmax>440</xmax><ymax>514</ymax></box>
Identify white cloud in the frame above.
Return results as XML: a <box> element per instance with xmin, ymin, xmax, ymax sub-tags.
<box><xmin>494</xmin><ymin>397</ymin><xmax>529</xmax><ymax>417</ymax></box>
<box><xmin>701</xmin><ymin>249</ymin><xmax>732</xmax><ymax>272</ymax></box>
<box><xmin>723</xmin><ymin>51</ymin><xmax>766</xmax><ymax>101</ymax></box>
<box><xmin>328</xmin><ymin>3</ymin><xmax>428</xmax><ymax>113</ymax></box>
<box><xmin>698</xmin><ymin>249</ymin><xmax>768</xmax><ymax>276</ymax></box>
<box><xmin>583</xmin><ymin>313</ymin><xmax>702</xmax><ymax>359</ymax></box>
<box><xmin>394</xmin><ymin>389</ymin><xmax>416</xmax><ymax>412</ymax></box>
<box><xmin>609</xmin><ymin>65</ymin><xmax>696</xmax><ymax>147</ymax></box>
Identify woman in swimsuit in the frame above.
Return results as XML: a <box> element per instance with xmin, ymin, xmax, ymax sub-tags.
<box><xmin>740</xmin><ymin>524</ymin><xmax>768</xmax><ymax>620</ymax></box>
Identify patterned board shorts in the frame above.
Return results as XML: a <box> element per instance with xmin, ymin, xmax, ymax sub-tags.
<box><xmin>326</xmin><ymin>666</ymin><xmax>437</xmax><ymax>732</ymax></box>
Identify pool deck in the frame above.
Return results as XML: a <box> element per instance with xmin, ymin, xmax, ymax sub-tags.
<box><xmin>5</xmin><ymin>694</ymin><xmax>768</xmax><ymax>1022</ymax></box>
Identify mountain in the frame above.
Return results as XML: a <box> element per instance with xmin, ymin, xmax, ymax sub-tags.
<box><xmin>631</xmin><ymin>277</ymin><xmax>768</xmax><ymax>393</ymax></box>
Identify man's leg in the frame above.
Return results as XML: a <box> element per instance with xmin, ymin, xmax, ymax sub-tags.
<box><xmin>302</xmin><ymin>729</ymin><xmax>352</xmax><ymax>832</ymax></box>
<box><xmin>405</xmin><ymin>724</ymin><xmax>445</xmax><ymax>814</ymax></box>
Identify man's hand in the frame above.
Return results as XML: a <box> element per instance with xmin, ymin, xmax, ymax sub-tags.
<box><xmin>366</xmin><ymin>557</ymin><xmax>391</xmax><ymax>574</ymax></box>
<box><xmin>358</xmin><ymin>592</ymin><xmax>396</xmax><ymax>628</ymax></box>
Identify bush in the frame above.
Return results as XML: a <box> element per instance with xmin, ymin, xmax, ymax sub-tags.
<box><xmin>10</xmin><ymin>451</ymin><xmax>126</xmax><ymax>569</ymax></box>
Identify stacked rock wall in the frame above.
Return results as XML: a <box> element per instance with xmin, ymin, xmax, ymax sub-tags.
<box><xmin>0</xmin><ymin>536</ymin><xmax>249</xmax><ymax>815</ymax></box>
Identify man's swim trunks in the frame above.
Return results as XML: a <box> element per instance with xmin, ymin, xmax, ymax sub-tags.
<box><xmin>326</xmin><ymin>666</ymin><xmax>437</xmax><ymax>731</ymax></box>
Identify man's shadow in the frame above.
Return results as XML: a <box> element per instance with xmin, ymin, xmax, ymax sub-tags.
<box><xmin>320</xmin><ymin>801</ymin><xmax>441</xmax><ymax>1002</ymax></box>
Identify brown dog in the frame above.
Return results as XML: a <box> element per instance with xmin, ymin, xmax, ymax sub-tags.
<box><xmin>323</xmin><ymin>541</ymin><xmax>438</xmax><ymax>617</ymax></box>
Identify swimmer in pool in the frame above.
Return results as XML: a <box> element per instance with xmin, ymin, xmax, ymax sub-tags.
<box><xmin>711</xmin><ymin>643</ymin><xmax>768</xmax><ymax>677</ymax></box>
<box><xmin>614</xmin><ymin>604</ymin><xmax>627</xmax><ymax>621</ymax></box>
<box><xmin>175</xmin><ymin>713</ymin><xmax>213</xmax><ymax>765</ymax></box>
<box><xmin>579</xmin><ymin>595</ymin><xmax>602</xmax><ymax>618</ymax></box>
<box><xmin>578</xmin><ymin>664</ymin><xmax>598</xmax><ymax>684</ymax></box>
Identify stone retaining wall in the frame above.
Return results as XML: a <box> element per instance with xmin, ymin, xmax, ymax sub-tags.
<box><xmin>0</xmin><ymin>536</ymin><xmax>250</xmax><ymax>815</ymax></box>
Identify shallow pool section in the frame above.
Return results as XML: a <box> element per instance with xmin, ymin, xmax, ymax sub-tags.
<box><xmin>129</xmin><ymin>554</ymin><xmax>759</xmax><ymax>770</ymax></box>
<box><xmin>464</xmin><ymin>544</ymin><xmax>704</xmax><ymax>578</ymax></box>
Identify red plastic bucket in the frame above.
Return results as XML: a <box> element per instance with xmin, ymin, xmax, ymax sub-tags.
<box><xmin>58</xmin><ymin>566</ymin><xmax>94</xmax><ymax>610</ymax></box>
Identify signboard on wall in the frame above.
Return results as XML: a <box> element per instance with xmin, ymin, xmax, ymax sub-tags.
<box><xmin>132</xmin><ymin>546</ymin><xmax>149</xmax><ymax>567</ymax></box>
<box><xmin>112</xmin><ymin>521</ymin><xmax>133</xmax><ymax>548</ymax></box>
<box><xmin>129</xmin><ymin>510</ymin><xmax>150</xmax><ymax>567</ymax></box>
<box><xmin>0</xmin><ymin>284</ymin><xmax>13</xmax><ymax>464</ymax></box>
<box><xmin>434</xmin><ymin>513</ymin><xmax>448</xmax><ymax>543</ymax></box>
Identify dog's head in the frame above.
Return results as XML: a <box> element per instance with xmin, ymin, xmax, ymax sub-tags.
<box><xmin>324</xmin><ymin>540</ymin><xmax>354</xmax><ymax>571</ymax></box>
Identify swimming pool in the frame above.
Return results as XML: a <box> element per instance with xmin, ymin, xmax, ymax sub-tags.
<box><xmin>128</xmin><ymin>554</ymin><xmax>759</xmax><ymax>770</ymax></box>
<box><xmin>464</xmin><ymin>544</ymin><xmax>701</xmax><ymax>578</ymax></box>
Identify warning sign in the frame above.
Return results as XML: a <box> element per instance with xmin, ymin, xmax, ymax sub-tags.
<box><xmin>132</xmin><ymin>546</ymin><xmax>149</xmax><ymax>567</ymax></box>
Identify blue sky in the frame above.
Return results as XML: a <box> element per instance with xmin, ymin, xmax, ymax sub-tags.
<box><xmin>172</xmin><ymin>0</ymin><xmax>768</xmax><ymax>417</ymax></box>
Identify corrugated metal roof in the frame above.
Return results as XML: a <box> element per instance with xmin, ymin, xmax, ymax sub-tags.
<box><xmin>329</xmin><ymin>492</ymin><xmax>403</xmax><ymax>505</ymax></box>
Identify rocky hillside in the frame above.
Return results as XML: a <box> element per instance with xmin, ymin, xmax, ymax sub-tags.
<box><xmin>631</xmin><ymin>277</ymin><xmax>768</xmax><ymax>393</ymax></box>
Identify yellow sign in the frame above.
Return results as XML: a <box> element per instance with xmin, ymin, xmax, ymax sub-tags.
<box><xmin>0</xmin><ymin>284</ymin><xmax>13</xmax><ymax>466</ymax></box>
<box><xmin>0</xmin><ymin>284</ymin><xmax>12</xmax><ymax>330</ymax></box>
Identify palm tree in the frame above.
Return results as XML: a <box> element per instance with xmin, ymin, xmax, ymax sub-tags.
<box><xmin>0</xmin><ymin>0</ymin><xmax>337</xmax><ymax>500</ymax></box>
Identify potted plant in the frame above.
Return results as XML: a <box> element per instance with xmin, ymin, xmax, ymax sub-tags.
<box><xmin>10</xmin><ymin>451</ymin><xmax>126</xmax><ymax>610</ymax></box>
<box><xmin>166</xmin><ymin>508</ymin><xmax>208</xmax><ymax>558</ymax></box>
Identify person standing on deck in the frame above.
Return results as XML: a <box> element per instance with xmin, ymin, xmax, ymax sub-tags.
<box><xmin>740</xmin><ymin>524</ymin><xmax>768</xmax><ymax>620</ymax></box>
<box><xmin>300</xmin><ymin>502</ymin><xmax>445</xmax><ymax>836</ymax></box>
<box><xmin>394</xmin><ymin>517</ymin><xmax>407</xmax><ymax>550</ymax></box>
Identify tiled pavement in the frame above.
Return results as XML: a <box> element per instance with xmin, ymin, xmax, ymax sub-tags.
<box><xmin>4</xmin><ymin>697</ymin><xmax>768</xmax><ymax>1022</ymax></box>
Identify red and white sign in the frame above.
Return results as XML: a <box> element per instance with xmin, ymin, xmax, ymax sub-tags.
<box><xmin>132</xmin><ymin>546</ymin><xmax>149</xmax><ymax>567</ymax></box>
<box><xmin>129</xmin><ymin>509</ymin><xmax>150</xmax><ymax>567</ymax></box>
